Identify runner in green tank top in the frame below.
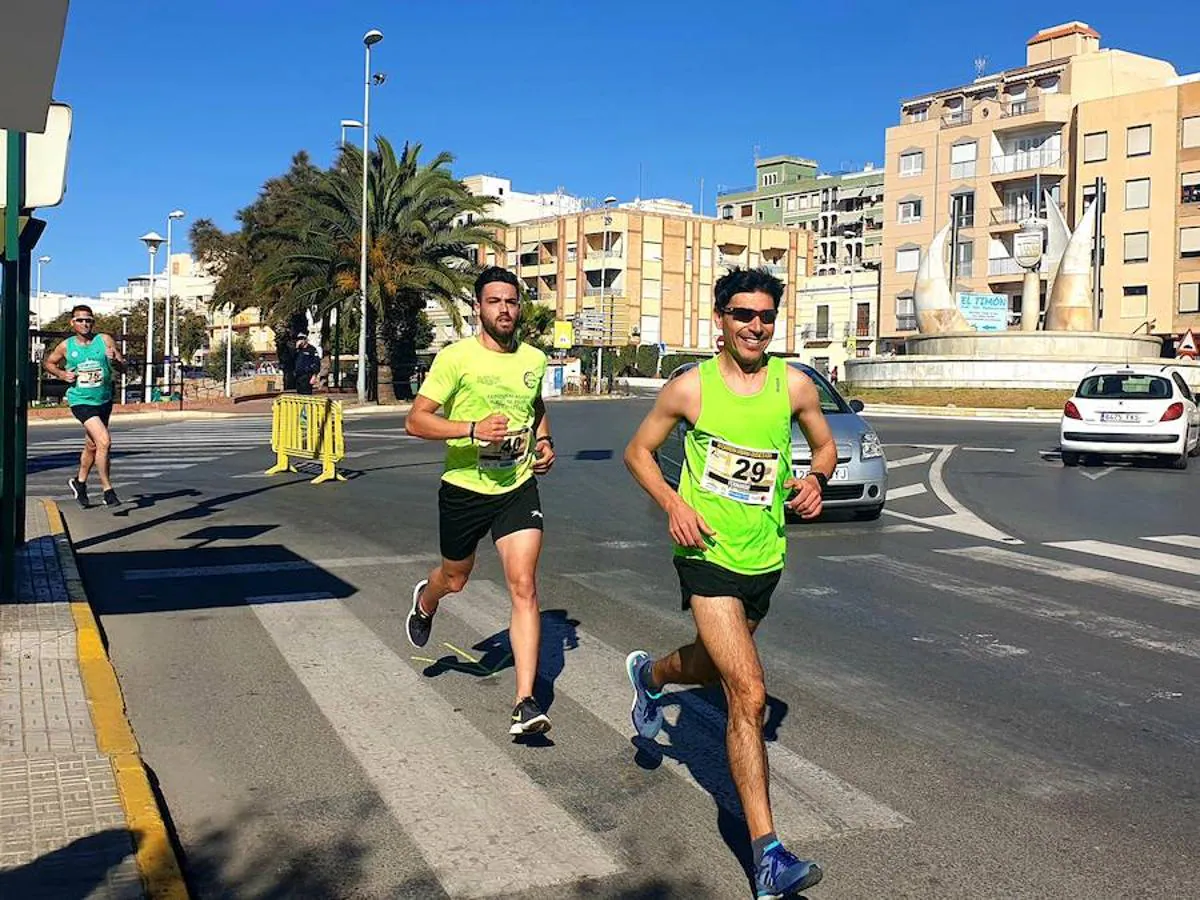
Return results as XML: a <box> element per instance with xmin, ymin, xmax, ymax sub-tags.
<box><xmin>42</xmin><ymin>304</ymin><xmax>128</xmax><ymax>509</ymax></box>
<box><xmin>623</xmin><ymin>267</ymin><xmax>838</xmax><ymax>898</ymax></box>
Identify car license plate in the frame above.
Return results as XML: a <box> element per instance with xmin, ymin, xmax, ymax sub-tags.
<box><xmin>1100</xmin><ymin>413</ymin><xmax>1140</xmax><ymax>423</ymax></box>
<box><xmin>794</xmin><ymin>467</ymin><xmax>849</xmax><ymax>480</ymax></box>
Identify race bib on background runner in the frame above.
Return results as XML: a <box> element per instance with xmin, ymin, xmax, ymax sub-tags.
<box><xmin>700</xmin><ymin>439</ymin><xmax>780</xmax><ymax>506</ymax></box>
<box><xmin>478</xmin><ymin>427</ymin><xmax>532</xmax><ymax>471</ymax></box>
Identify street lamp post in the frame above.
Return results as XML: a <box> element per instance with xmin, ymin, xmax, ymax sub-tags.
<box><xmin>596</xmin><ymin>196</ymin><xmax>616</xmax><ymax>394</ymax></box>
<box><xmin>357</xmin><ymin>29</ymin><xmax>384</xmax><ymax>405</ymax></box>
<box><xmin>340</xmin><ymin>118</ymin><xmax>362</xmax><ymax>148</ymax></box>
<box><xmin>165</xmin><ymin>209</ymin><xmax>185</xmax><ymax>394</ymax></box>
<box><xmin>120</xmin><ymin>314</ymin><xmax>128</xmax><ymax>404</ymax></box>
<box><xmin>139</xmin><ymin>231</ymin><xmax>165</xmax><ymax>403</ymax></box>
<box><xmin>224</xmin><ymin>304</ymin><xmax>233</xmax><ymax>397</ymax></box>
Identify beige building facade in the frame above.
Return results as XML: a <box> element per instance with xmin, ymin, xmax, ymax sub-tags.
<box><xmin>881</xmin><ymin>22</ymin><xmax>1193</xmax><ymax>348</ymax></box>
<box><xmin>474</xmin><ymin>209</ymin><xmax>814</xmax><ymax>356</ymax></box>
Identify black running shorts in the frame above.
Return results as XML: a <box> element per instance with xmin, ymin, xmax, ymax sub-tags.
<box><xmin>71</xmin><ymin>401</ymin><xmax>113</xmax><ymax>427</ymax></box>
<box><xmin>438</xmin><ymin>478</ymin><xmax>543</xmax><ymax>562</ymax></box>
<box><xmin>674</xmin><ymin>557</ymin><xmax>782</xmax><ymax>622</ymax></box>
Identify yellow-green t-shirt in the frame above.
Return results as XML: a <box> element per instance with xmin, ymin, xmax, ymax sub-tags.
<box><xmin>418</xmin><ymin>337</ymin><xmax>548</xmax><ymax>495</ymax></box>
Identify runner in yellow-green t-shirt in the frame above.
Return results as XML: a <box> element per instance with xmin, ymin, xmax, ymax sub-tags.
<box><xmin>623</xmin><ymin>267</ymin><xmax>838</xmax><ymax>898</ymax></box>
<box><xmin>404</xmin><ymin>266</ymin><xmax>557</xmax><ymax>736</ymax></box>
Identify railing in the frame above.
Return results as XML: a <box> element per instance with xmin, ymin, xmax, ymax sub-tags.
<box><xmin>940</xmin><ymin>110</ymin><xmax>972</xmax><ymax>129</ymax></box>
<box><xmin>955</xmin><ymin>260</ymin><xmax>974</xmax><ymax>277</ymax></box>
<box><xmin>895</xmin><ymin>315</ymin><xmax>917</xmax><ymax>331</ymax></box>
<box><xmin>584</xmin><ymin>286</ymin><xmax>622</xmax><ymax>296</ymax></box>
<box><xmin>586</xmin><ymin>248</ymin><xmax>621</xmax><ymax>259</ymax></box>
<box><xmin>990</xmin><ymin>149</ymin><xmax>1064</xmax><ymax>176</ymax></box>
<box><xmin>808</xmin><ymin>323</ymin><xmax>834</xmax><ymax>341</ymax></box>
<box><xmin>717</xmin><ymin>255</ymin><xmax>745</xmax><ymax>268</ymax></box>
<box><xmin>1000</xmin><ymin>97</ymin><xmax>1040</xmax><ymax>118</ymax></box>
<box><xmin>949</xmin><ymin>161</ymin><xmax>977</xmax><ymax>179</ymax></box>
<box><xmin>763</xmin><ymin>263</ymin><xmax>787</xmax><ymax>276</ymax></box>
<box><xmin>987</xmin><ymin>257</ymin><xmax>1025</xmax><ymax>276</ymax></box>
<box><xmin>854</xmin><ymin>320</ymin><xmax>877</xmax><ymax>337</ymax></box>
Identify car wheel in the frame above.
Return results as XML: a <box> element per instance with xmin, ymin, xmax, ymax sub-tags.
<box><xmin>1169</xmin><ymin>452</ymin><xmax>1189</xmax><ymax>471</ymax></box>
<box><xmin>1188</xmin><ymin>438</ymin><xmax>1200</xmax><ymax>458</ymax></box>
<box><xmin>854</xmin><ymin>504</ymin><xmax>884</xmax><ymax>521</ymax></box>
<box><xmin>1061</xmin><ymin>451</ymin><xmax>1080</xmax><ymax>467</ymax></box>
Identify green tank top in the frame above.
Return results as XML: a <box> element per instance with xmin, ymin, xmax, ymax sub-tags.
<box><xmin>64</xmin><ymin>336</ymin><xmax>113</xmax><ymax>406</ymax></box>
<box><xmin>675</xmin><ymin>356</ymin><xmax>793</xmax><ymax>575</ymax></box>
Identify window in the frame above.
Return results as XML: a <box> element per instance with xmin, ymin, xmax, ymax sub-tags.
<box><xmin>756</xmin><ymin>210</ymin><xmax>764</xmax><ymax>221</ymax></box>
<box><xmin>786</xmin><ymin>195</ymin><xmax>798</xmax><ymax>212</ymax></box>
<box><xmin>895</xmin><ymin>248</ymin><xmax>920</xmax><ymax>272</ymax></box>
<box><xmin>762</xmin><ymin>172</ymin><xmax>779</xmax><ymax>186</ymax></box>
<box><xmin>1174</xmin><ymin>373</ymin><xmax>1195</xmax><ymax>403</ymax></box>
<box><xmin>898</xmin><ymin>199</ymin><xmax>922</xmax><ymax>223</ymax></box>
<box><xmin>1126</xmin><ymin>124</ymin><xmax>1152</xmax><ymax>157</ymax></box>
<box><xmin>1123</xmin><ymin>232</ymin><xmax>1149</xmax><ymax>264</ymax></box>
<box><xmin>773</xmin><ymin>197</ymin><xmax>781</xmax><ymax>209</ymax></box>
<box><xmin>895</xmin><ymin>294</ymin><xmax>916</xmax><ymax>330</ymax></box>
<box><xmin>1183</xmin><ymin>116</ymin><xmax>1200</xmax><ymax>149</ymax></box>
<box><xmin>1121</xmin><ymin>285</ymin><xmax>1148</xmax><ymax>318</ymax></box>
<box><xmin>1180</xmin><ymin>283</ymin><xmax>1200</xmax><ymax>314</ymax></box>
<box><xmin>899</xmin><ymin>151</ymin><xmax>924</xmax><ymax>176</ymax></box>
<box><xmin>1083</xmin><ymin>131</ymin><xmax>1108</xmax><ymax>163</ymax></box>
<box><xmin>1125</xmin><ymin>178</ymin><xmax>1151</xmax><ymax>210</ymax></box>
<box><xmin>1182</xmin><ymin>227</ymin><xmax>1200</xmax><ymax>259</ymax></box>
<box><xmin>1183</xmin><ymin>172</ymin><xmax>1200</xmax><ymax>204</ymax></box>
<box><xmin>566</xmin><ymin>243</ymin><xmax>577</xmax><ymax>262</ymax></box>
<box><xmin>910</xmin><ymin>107</ymin><xmax>928</xmax><ymax>123</ymax></box>
<box><xmin>952</xmin><ymin>192</ymin><xmax>975</xmax><ymax>227</ymax></box>
<box><xmin>954</xmin><ymin>240</ymin><xmax>974</xmax><ymax>277</ymax></box>
<box><xmin>949</xmin><ymin>142</ymin><xmax>977</xmax><ymax>179</ymax></box>
<box><xmin>1083</xmin><ymin>183</ymin><xmax>1108</xmax><ymax>213</ymax></box>
<box><xmin>1039</xmin><ymin>76</ymin><xmax>1060</xmax><ymax>94</ymax></box>
<box><xmin>720</xmin><ymin>204</ymin><xmax>733</xmax><ymax>220</ymax></box>
<box><xmin>740</xmin><ymin>204</ymin><xmax>752</xmax><ymax>217</ymax></box>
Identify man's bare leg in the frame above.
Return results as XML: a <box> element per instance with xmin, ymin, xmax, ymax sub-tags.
<box><xmin>689</xmin><ymin>595</ymin><xmax>773</xmax><ymax>840</ymax></box>
<box><xmin>417</xmin><ymin>554</ymin><xmax>476</xmax><ymax>615</ymax></box>
<box><xmin>77</xmin><ymin>434</ymin><xmax>97</xmax><ymax>484</ymax></box>
<box><xmin>82</xmin><ymin>418</ymin><xmax>113</xmax><ymax>490</ymax></box>
<box><xmin>649</xmin><ymin>617</ymin><xmax>760</xmax><ymax>690</ymax></box>
<box><xmin>494</xmin><ymin>528</ymin><xmax>543</xmax><ymax>704</ymax></box>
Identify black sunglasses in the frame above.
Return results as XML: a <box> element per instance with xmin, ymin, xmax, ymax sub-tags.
<box><xmin>72</xmin><ymin>317</ymin><xmax>95</xmax><ymax>324</ymax></box>
<box><xmin>720</xmin><ymin>306</ymin><xmax>778</xmax><ymax>325</ymax></box>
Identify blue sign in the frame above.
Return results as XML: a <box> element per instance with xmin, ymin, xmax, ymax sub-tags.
<box><xmin>956</xmin><ymin>292</ymin><xmax>1009</xmax><ymax>332</ymax></box>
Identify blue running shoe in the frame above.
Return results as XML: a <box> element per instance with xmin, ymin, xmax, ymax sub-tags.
<box><xmin>755</xmin><ymin>842</ymin><xmax>823</xmax><ymax>898</ymax></box>
<box><xmin>625</xmin><ymin>650</ymin><xmax>664</xmax><ymax>739</ymax></box>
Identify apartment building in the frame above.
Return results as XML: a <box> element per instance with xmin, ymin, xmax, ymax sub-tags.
<box><xmin>716</xmin><ymin>157</ymin><xmax>885</xmax><ymax>274</ymax></box>
<box><xmin>479</xmin><ymin>207</ymin><xmax>813</xmax><ymax>355</ymax></box>
<box><xmin>460</xmin><ymin>174</ymin><xmax>583</xmax><ymax>224</ymax></box>
<box><xmin>880</xmin><ymin>21</ymin><xmax>1190</xmax><ymax>347</ymax></box>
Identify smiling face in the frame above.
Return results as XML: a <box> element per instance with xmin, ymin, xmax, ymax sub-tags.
<box><xmin>714</xmin><ymin>289</ymin><xmax>778</xmax><ymax>366</ymax></box>
<box><xmin>478</xmin><ymin>280</ymin><xmax>521</xmax><ymax>344</ymax></box>
<box><xmin>70</xmin><ymin>309</ymin><xmax>96</xmax><ymax>339</ymax></box>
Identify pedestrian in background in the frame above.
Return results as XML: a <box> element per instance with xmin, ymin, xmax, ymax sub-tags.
<box><xmin>294</xmin><ymin>333</ymin><xmax>320</xmax><ymax>395</ymax></box>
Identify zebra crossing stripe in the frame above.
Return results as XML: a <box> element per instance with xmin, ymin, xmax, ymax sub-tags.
<box><xmin>251</xmin><ymin>597</ymin><xmax>621</xmax><ymax>896</ymax></box>
<box><xmin>936</xmin><ymin>546</ymin><xmax>1200</xmax><ymax>611</ymax></box>
<box><xmin>1046</xmin><ymin>540</ymin><xmax>1200</xmax><ymax>577</ymax></box>
<box><xmin>821</xmin><ymin>554</ymin><xmax>1200</xmax><ymax>660</ymax></box>
<box><xmin>1143</xmin><ymin>535</ymin><xmax>1200</xmax><ymax>551</ymax></box>
<box><xmin>446</xmin><ymin>579</ymin><xmax>910</xmax><ymax>840</ymax></box>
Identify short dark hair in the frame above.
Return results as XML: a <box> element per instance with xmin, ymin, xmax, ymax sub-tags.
<box><xmin>713</xmin><ymin>267</ymin><xmax>783</xmax><ymax>311</ymax></box>
<box><xmin>474</xmin><ymin>266</ymin><xmax>521</xmax><ymax>302</ymax></box>
<box><xmin>71</xmin><ymin>304</ymin><xmax>94</xmax><ymax>317</ymax></box>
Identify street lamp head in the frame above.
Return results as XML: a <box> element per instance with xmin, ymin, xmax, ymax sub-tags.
<box><xmin>603</xmin><ymin>196</ymin><xmax>618</xmax><ymax>206</ymax></box>
<box><xmin>341</xmin><ymin>118</ymin><xmax>363</xmax><ymax>128</ymax></box>
<box><xmin>140</xmin><ymin>230</ymin><xmax>165</xmax><ymax>253</ymax></box>
<box><xmin>168</xmin><ymin>209</ymin><xmax>185</xmax><ymax>220</ymax></box>
<box><xmin>38</xmin><ymin>255</ymin><xmax>51</xmax><ymax>264</ymax></box>
<box><xmin>363</xmin><ymin>29</ymin><xmax>383</xmax><ymax>46</ymax></box>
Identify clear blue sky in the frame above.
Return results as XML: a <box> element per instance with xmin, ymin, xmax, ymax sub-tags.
<box><xmin>38</xmin><ymin>0</ymin><xmax>1199</xmax><ymax>296</ymax></box>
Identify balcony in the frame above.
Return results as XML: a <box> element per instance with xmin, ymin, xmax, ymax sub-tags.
<box><xmin>940</xmin><ymin>110</ymin><xmax>972</xmax><ymax>129</ymax></box>
<box><xmin>1000</xmin><ymin>98</ymin><xmax>1039</xmax><ymax>118</ymax></box>
<box><xmin>584</xmin><ymin>285</ymin><xmax>622</xmax><ymax>297</ymax></box>
<box><xmin>763</xmin><ymin>263</ymin><xmax>788</xmax><ymax>276</ymax></box>
<box><xmin>990</xmin><ymin>149</ymin><xmax>1065</xmax><ymax>178</ymax></box>
<box><xmin>895</xmin><ymin>315</ymin><xmax>917</xmax><ymax>332</ymax></box>
<box><xmin>854</xmin><ymin>320</ymin><xmax>877</xmax><ymax>338</ymax></box>
<box><xmin>987</xmin><ymin>257</ymin><xmax>1026</xmax><ymax>277</ymax></box>
<box><xmin>718</xmin><ymin>255</ymin><xmax>746</xmax><ymax>269</ymax></box>
<box><xmin>806</xmin><ymin>323</ymin><xmax>836</xmax><ymax>341</ymax></box>
<box><xmin>586</xmin><ymin>248</ymin><xmax>621</xmax><ymax>260</ymax></box>
<box><xmin>988</xmin><ymin>201</ymin><xmax>1066</xmax><ymax>229</ymax></box>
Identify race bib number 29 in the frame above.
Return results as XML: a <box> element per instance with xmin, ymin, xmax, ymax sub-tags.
<box><xmin>700</xmin><ymin>439</ymin><xmax>780</xmax><ymax>506</ymax></box>
<box><xmin>478</xmin><ymin>428</ymin><xmax>532</xmax><ymax>471</ymax></box>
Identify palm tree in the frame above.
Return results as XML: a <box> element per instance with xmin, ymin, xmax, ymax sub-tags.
<box><xmin>264</xmin><ymin>137</ymin><xmax>502</xmax><ymax>401</ymax></box>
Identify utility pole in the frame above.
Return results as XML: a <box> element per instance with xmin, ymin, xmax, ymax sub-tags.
<box><xmin>1092</xmin><ymin>176</ymin><xmax>1105</xmax><ymax>332</ymax></box>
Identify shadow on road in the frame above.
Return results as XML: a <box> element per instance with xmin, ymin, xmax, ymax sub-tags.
<box><xmin>0</xmin><ymin>829</ymin><xmax>137</xmax><ymax>899</ymax></box>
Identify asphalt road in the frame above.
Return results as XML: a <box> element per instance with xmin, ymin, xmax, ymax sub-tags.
<box><xmin>43</xmin><ymin>400</ymin><xmax>1200</xmax><ymax>899</ymax></box>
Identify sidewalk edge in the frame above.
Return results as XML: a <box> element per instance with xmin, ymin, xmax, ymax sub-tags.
<box><xmin>42</xmin><ymin>499</ymin><xmax>190</xmax><ymax>900</ymax></box>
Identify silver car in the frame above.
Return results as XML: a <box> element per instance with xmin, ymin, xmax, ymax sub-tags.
<box><xmin>655</xmin><ymin>362</ymin><xmax>888</xmax><ymax>520</ymax></box>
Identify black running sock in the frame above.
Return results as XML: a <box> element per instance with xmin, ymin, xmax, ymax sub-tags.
<box><xmin>752</xmin><ymin>832</ymin><xmax>780</xmax><ymax>865</ymax></box>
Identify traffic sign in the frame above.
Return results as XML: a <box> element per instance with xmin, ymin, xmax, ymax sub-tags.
<box><xmin>1177</xmin><ymin>328</ymin><xmax>1198</xmax><ymax>360</ymax></box>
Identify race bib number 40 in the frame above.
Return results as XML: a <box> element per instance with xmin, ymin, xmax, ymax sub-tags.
<box><xmin>699</xmin><ymin>439</ymin><xmax>780</xmax><ymax>506</ymax></box>
<box><xmin>478</xmin><ymin>428</ymin><xmax>532</xmax><ymax>471</ymax></box>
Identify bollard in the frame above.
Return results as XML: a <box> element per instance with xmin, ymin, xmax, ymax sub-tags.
<box><xmin>265</xmin><ymin>394</ymin><xmax>346</xmax><ymax>484</ymax></box>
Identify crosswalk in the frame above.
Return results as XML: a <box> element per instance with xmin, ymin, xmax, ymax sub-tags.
<box><xmin>26</xmin><ymin>417</ymin><xmax>272</xmax><ymax>494</ymax></box>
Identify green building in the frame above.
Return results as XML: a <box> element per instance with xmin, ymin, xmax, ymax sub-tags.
<box><xmin>716</xmin><ymin>156</ymin><xmax>885</xmax><ymax>275</ymax></box>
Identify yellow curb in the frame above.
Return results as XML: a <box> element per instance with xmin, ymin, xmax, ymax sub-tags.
<box><xmin>43</xmin><ymin>499</ymin><xmax>191</xmax><ymax>900</ymax></box>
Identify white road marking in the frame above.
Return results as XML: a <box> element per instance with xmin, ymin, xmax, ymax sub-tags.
<box><xmin>1046</xmin><ymin>540</ymin><xmax>1200</xmax><ymax>577</ymax></box>
<box><xmin>252</xmin><ymin>598</ymin><xmax>621</xmax><ymax>896</ymax></box>
<box><xmin>821</xmin><ymin>554</ymin><xmax>1200</xmax><ymax>660</ymax></box>
<box><xmin>341</xmin><ymin>449</ymin><xmax>379</xmax><ymax>458</ymax></box>
<box><xmin>961</xmin><ymin>447</ymin><xmax>1016</xmax><ymax>453</ymax></box>
<box><xmin>887</xmin><ymin>483</ymin><xmax>928</xmax><ymax>500</ymax></box>
<box><xmin>794</xmin><ymin>523</ymin><xmax>931</xmax><ymax>537</ymax></box>
<box><xmin>1144</xmin><ymin>535</ymin><xmax>1200</xmax><ymax>550</ymax></box>
<box><xmin>598</xmin><ymin>539</ymin><xmax>653</xmax><ymax>549</ymax></box>
<box><xmin>1079</xmin><ymin>468</ymin><xmax>1116</xmax><ymax>481</ymax></box>
<box><xmin>937</xmin><ymin>546</ymin><xmax>1200</xmax><ymax>612</ymax></box>
<box><xmin>447</xmin><ymin>579</ymin><xmax>910</xmax><ymax>840</ymax></box>
<box><xmin>886</xmin><ymin>452</ymin><xmax>934</xmax><ymax>469</ymax></box>
<box><xmin>231</xmin><ymin>472</ymin><xmax>275</xmax><ymax>479</ymax></box>
<box><xmin>123</xmin><ymin>554</ymin><xmax>436</xmax><ymax>580</ymax></box>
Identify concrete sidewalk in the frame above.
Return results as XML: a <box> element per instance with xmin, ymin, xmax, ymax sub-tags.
<box><xmin>0</xmin><ymin>500</ymin><xmax>186</xmax><ymax>899</ymax></box>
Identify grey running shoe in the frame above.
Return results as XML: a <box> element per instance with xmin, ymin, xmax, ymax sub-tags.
<box><xmin>625</xmin><ymin>650</ymin><xmax>665</xmax><ymax>739</ymax></box>
<box><xmin>509</xmin><ymin>697</ymin><xmax>551</xmax><ymax>735</ymax></box>
<box><xmin>67</xmin><ymin>478</ymin><xmax>89</xmax><ymax>509</ymax></box>
<box><xmin>406</xmin><ymin>580</ymin><xmax>433</xmax><ymax>648</ymax></box>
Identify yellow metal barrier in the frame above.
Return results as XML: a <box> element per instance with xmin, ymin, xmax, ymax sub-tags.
<box><xmin>265</xmin><ymin>395</ymin><xmax>346</xmax><ymax>484</ymax></box>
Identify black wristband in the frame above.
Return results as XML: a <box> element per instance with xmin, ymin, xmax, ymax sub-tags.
<box><xmin>468</xmin><ymin>421</ymin><xmax>476</xmax><ymax>442</ymax></box>
<box><xmin>536</xmin><ymin>435</ymin><xmax>554</xmax><ymax>448</ymax></box>
<box><xmin>808</xmin><ymin>471</ymin><xmax>829</xmax><ymax>493</ymax></box>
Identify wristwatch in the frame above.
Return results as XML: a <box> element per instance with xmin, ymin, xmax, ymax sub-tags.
<box><xmin>806</xmin><ymin>471</ymin><xmax>829</xmax><ymax>493</ymax></box>
<box><xmin>536</xmin><ymin>435</ymin><xmax>554</xmax><ymax>448</ymax></box>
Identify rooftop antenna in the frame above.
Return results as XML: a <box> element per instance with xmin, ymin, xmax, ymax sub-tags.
<box><xmin>753</xmin><ymin>143</ymin><xmax>761</xmax><ymax>163</ymax></box>
<box><xmin>974</xmin><ymin>55</ymin><xmax>989</xmax><ymax>79</ymax></box>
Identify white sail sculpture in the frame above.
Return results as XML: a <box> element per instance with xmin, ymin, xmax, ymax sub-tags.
<box><xmin>913</xmin><ymin>221</ymin><xmax>971</xmax><ymax>333</ymax></box>
<box><xmin>1044</xmin><ymin>199</ymin><xmax>1098</xmax><ymax>332</ymax></box>
<box><xmin>1042</xmin><ymin>191</ymin><xmax>1071</xmax><ymax>305</ymax></box>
